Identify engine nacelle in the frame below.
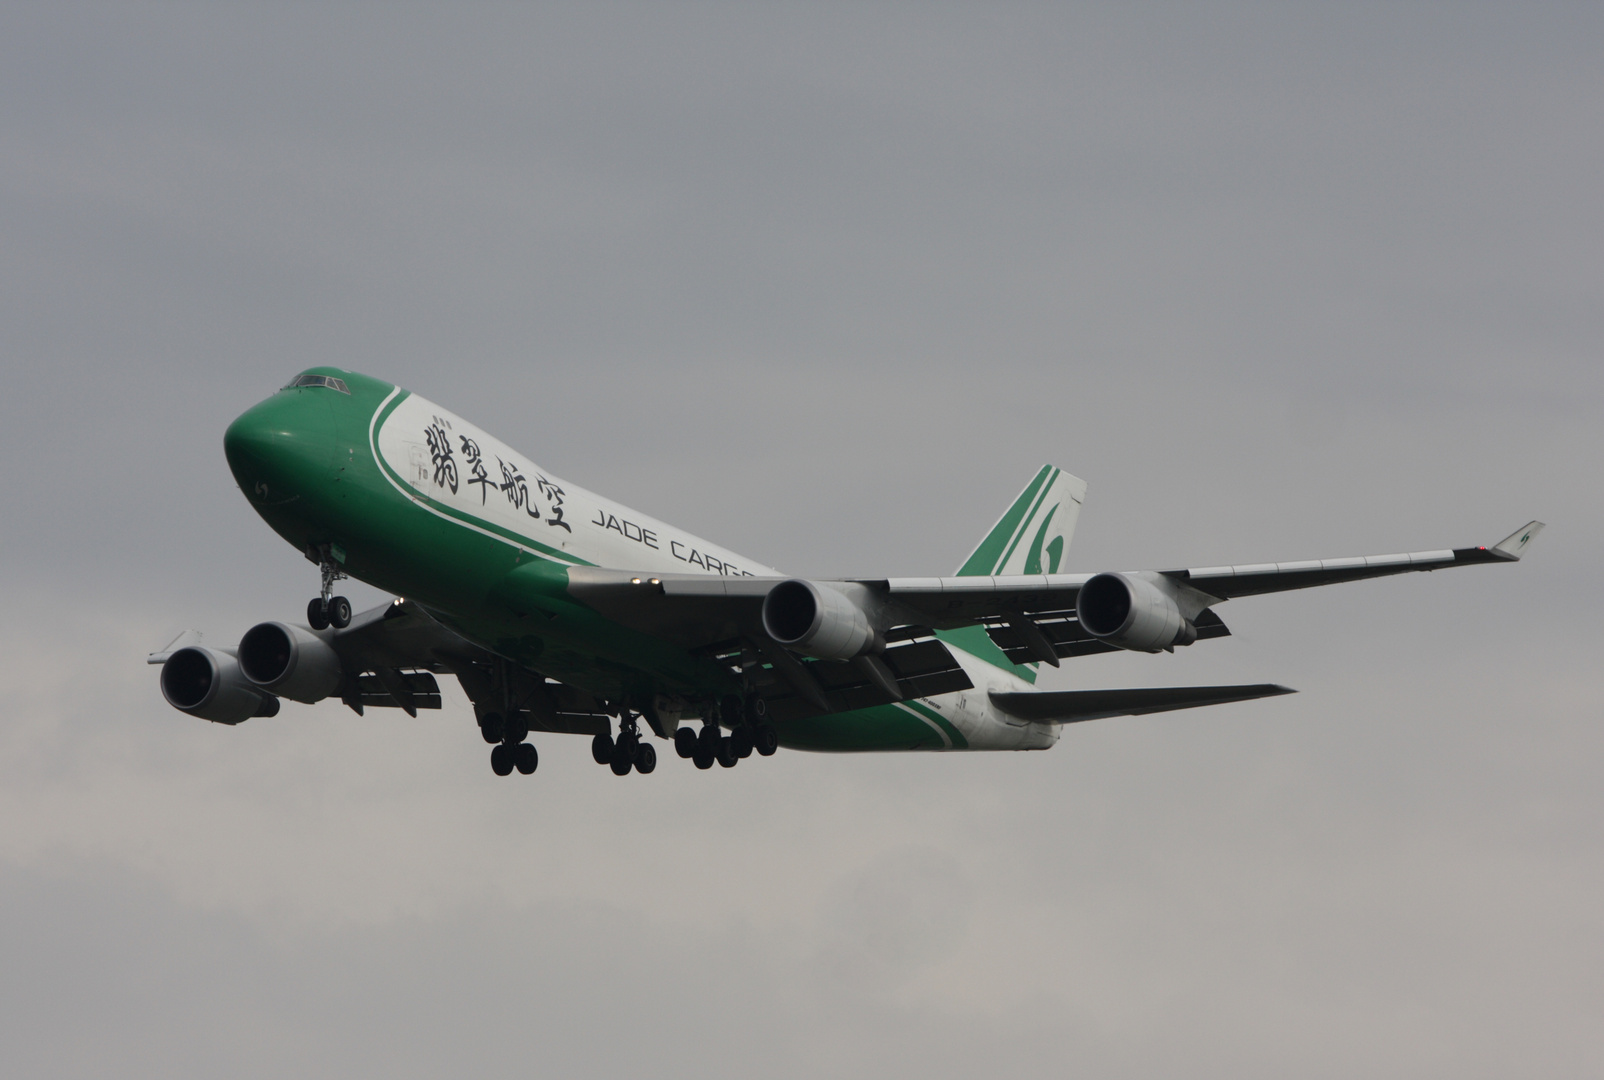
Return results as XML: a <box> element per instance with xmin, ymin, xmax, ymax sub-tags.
<box><xmin>238</xmin><ymin>621</ymin><xmax>343</xmax><ymax>703</ymax></box>
<box><xmin>762</xmin><ymin>579</ymin><xmax>876</xmax><ymax>660</ymax></box>
<box><xmin>160</xmin><ymin>646</ymin><xmax>279</xmax><ymax>725</ymax></box>
<box><xmin>1075</xmin><ymin>572</ymin><xmax>1197</xmax><ymax>652</ymax></box>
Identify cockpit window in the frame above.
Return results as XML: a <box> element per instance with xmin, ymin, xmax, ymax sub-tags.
<box><xmin>282</xmin><ymin>374</ymin><xmax>350</xmax><ymax>394</ymax></box>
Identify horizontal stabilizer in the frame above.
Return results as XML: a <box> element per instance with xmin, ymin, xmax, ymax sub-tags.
<box><xmin>989</xmin><ymin>683</ymin><xmax>1294</xmax><ymax>724</ymax></box>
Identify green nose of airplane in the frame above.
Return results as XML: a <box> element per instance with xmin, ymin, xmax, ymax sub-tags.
<box><xmin>223</xmin><ymin>386</ymin><xmax>341</xmax><ymax>504</ymax></box>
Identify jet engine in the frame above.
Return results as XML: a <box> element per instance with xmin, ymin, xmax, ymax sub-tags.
<box><xmin>238</xmin><ymin>621</ymin><xmax>344</xmax><ymax>703</ymax></box>
<box><xmin>160</xmin><ymin>646</ymin><xmax>279</xmax><ymax>725</ymax></box>
<box><xmin>1075</xmin><ymin>572</ymin><xmax>1198</xmax><ymax>652</ymax></box>
<box><xmin>762</xmin><ymin>579</ymin><xmax>876</xmax><ymax>660</ymax></box>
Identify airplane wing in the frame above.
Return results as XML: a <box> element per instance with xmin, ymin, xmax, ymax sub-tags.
<box><xmin>249</xmin><ymin>599</ymin><xmax>613</xmax><ymax>732</ymax></box>
<box><xmin>876</xmin><ymin>520</ymin><xmax>1544</xmax><ymax>621</ymax></box>
<box><xmin>990</xmin><ymin>683</ymin><xmax>1295</xmax><ymax>724</ymax></box>
<box><xmin>564</xmin><ymin>522</ymin><xmax>1543</xmax><ymax>687</ymax></box>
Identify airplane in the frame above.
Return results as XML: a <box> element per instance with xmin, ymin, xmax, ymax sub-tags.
<box><xmin>149</xmin><ymin>368</ymin><xmax>1544</xmax><ymax>778</ymax></box>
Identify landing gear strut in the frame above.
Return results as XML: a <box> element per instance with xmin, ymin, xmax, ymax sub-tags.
<box><xmin>305</xmin><ymin>545</ymin><xmax>352</xmax><ymax>630</ymax></box>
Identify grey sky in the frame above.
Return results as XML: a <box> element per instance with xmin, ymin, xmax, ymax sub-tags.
<box><xmin>1</xmin><ymin>4</ymin><xmax>1599</xmax><ymax>1077</ymax></box>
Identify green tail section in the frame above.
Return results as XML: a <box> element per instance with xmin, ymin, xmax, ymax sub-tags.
<box><xmin>940</xmin><ymin>465</ymin><xmax>1088</xmax><ymax>683</ymax></box>
<box><xmin>954</xmin><ymin>465</ymin><xmax>1086</xmax><ymax>577</ymax></box>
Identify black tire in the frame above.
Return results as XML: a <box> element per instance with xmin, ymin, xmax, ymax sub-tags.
<box><xmin>716</xmin><ymin>736</ymin><xmax>739</xmax><ymax>768</ymax></box>
<box><xmin>755</xmin><ymin>723</ymin><xmax>779</xmax><ymax>756</ymax></box>
<box><xmin>515</xmin><ymin>742</ymin><xmax>538</xmax><ymax>775</ymax></box>
<box><xmin>591</xmin><ymin>732</ymin><xmax>614</xmax><ymax>765</ymax></box>
<box><xmin>502</xmin><ymin>713</ymin><xmax>529</xmax><ymax>746</ymax></box>
<box><xmin>328</xmin><ymin>595</ymin><xmax>352</xmax><ymax>629</ymax></box>
<box><xmin>616</xmin><ymin>730</ymin><xmax>639</xmax><ymax>758</ymax></box>
<box><xmin>480</xmin><ymin>721</ymin><xmax>499</xmax><ymax>745</ymax></box>
<box><xmin>490</xmin><ymin>744</ymin><xmax>514</xmax><ymax>776</ymax></box>
<box><xmin>634</xmin><ymin>742</ymin><xmax>657</xmax><ymax>774</ymax></box>
<box><xmin>480</xmin><ymin>712</ymin><xmax>504</xmax><ymax>744</ymax></box>
<box><xmin>698</xmin><ymin>725</ymin><xmax>720</xmax><ymax>755</ymax></box>
<box><xmin>307</xmin><ymin>598</ymin><xmax>330</xmax><ymax>630</ymax></box>
<box><xmin>731</xmin><ymin>725</ymin><xmax>754</xmax><ymax>759</ymax></box>
<box><xmin>609</xmin><ymin>743</ymin><xmax>634</xmax><ymax>776</ymax></box>
<box><xmin>692</xmin><ymin>747</ymin><xmax>714</xmax><ymax>770</ymax></box>
<box><xmin>744</xmin><ymin>697</ymin><xmax>767</xmax><ymax>722</ymax></box>
<box><xmin>673</xmin><ymin>727</ymin><xmax>698</xmax><ymax>758</ymax></box>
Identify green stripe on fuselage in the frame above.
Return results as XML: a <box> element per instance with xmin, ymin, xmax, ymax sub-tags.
<box><xmin>900</xmin><ymin>698</ymin><xmax>968</xmax><ymax>749</ymax></box>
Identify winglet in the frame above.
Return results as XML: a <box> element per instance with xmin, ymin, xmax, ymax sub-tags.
<box><xmin>147</xmin><ymin>629</ymin><xmax>204</xmax><ymax>665</ymax></box>
<box><xmin>1492</xmin><ymin>521</ymin><xmax>1545</xmax><ymax>561</ymax></box>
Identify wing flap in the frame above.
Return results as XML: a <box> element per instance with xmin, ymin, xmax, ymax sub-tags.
<box><xmin>990</xmin><ymin>683</ymin><xmax>1295</xmax><ymax>724</ymax></box>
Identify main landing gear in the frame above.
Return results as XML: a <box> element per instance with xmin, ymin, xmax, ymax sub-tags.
<box><xmin>673</xmin><ymin>696</ymin><xmax>778</xmax><ymax>771</ymax></box>
<box><xmin>481</xmin><ymin>710</ymin><xmax>539</xmax><ymax>777</ymax></box>
<box><xmin>591</xmin><ymin>713</ymin><xmax>657</xmax><ymax>776</ymax></box>
<box><xmin>305</xmin><ymin>546</ymin><xmax>352</xmax><ymax>631</ymax></box>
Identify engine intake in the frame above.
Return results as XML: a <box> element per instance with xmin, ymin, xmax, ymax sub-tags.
<box><xmin>160</xmin><ymin>646</ymin><xmax>279</xmax><ymax>725</ymax></box>
<box><xmin>1076</xmin><ymin>572</ymin><xmax>1196</xmax><ymax>652</ymax></box>
<box><xmin>238</xmin><ymin>621</ymin><xmax>343</xmax><ymax>703</ymax></box>
<box><xmin>762</xmin><ymin>579</ymin><xmax>875</xmax><ymax>660</ymax></box>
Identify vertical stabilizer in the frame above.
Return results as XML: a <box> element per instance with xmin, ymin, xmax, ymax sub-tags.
<box><xmin>955</xmin><ymin>465</ymin><xmax>1087</xmax><ymax>577</ymax></box>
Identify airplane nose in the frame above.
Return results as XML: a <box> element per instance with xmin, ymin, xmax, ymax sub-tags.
<box><xmin>223</xmin><ymin>390</ymin><xmax>340</xmax><ymax>501</ymax></box>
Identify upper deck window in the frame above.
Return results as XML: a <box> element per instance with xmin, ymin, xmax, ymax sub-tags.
<box><xmin>283</xmin><ymin>374</ymin><xmax>350</xmax><ymax>394</ymax></box>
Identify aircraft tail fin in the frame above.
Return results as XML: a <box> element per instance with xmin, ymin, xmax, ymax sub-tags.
<box><xmin>955</xmin><ymin>465</ymin><xmax>1087</xmax><ymax>577</ymax></box>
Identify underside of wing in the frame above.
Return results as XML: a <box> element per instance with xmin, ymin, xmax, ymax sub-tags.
<box><xmin>555</xmin><ymin>521</ymin><xmax>1539</xmax><ymax>716</ymax></box>
<box><xmin>990</xmin><ymin>683</ymin><xmax>1295</xmax><ymax>724</ymax></box>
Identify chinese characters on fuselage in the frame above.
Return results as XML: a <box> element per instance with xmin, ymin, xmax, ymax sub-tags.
<box><xmin>419</xmin><ymin>423</ymin><xmax>571</xmax><ymax>532</ymax></box>
<box><xmin>424</xmin><ymin>417</ymin><xmax>457</xmax><ymax>494</ymax></box>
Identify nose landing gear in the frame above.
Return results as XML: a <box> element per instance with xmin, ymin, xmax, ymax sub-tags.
<box><xmin>305</xmin><ymin>546</ymin><xmax>352</xmax><ymax>630</ymax></box>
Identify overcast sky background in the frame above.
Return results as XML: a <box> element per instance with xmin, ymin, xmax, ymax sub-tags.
<box><xmin>1</xmin><ymin>4</ymin><xmax>1600</xmax><ymax>1077</ymax></box>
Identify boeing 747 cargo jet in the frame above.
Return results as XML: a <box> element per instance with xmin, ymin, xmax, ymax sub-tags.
<box><xmin>150</xmin><ymin>369</ymin><xmax>1543</xmax><ymax>778</ymax></box>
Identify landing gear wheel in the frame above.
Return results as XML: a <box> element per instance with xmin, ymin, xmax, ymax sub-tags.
<box><xmin>609</xmin><ymin>743</ymin><xmax>634</xmax><ymax>776</ymax></box>
<box><xmin>731</xmin><ymin>725</ymin><xmax>754</xmax><ymax>759</ymax></box>
<box><xmin>634</xmin><ymin>742</ymin><xmax>657</xmax><ymax>774</ymax></box>
<box><xmin>592</xmin><ymin>732</ymin><xmax>615</xmax><ymax>765</ymax></box>
<box><xmin>692</xmin><ymin>747</ymin><xmax>714</xmax><ymax>770</ymax></box>
<box><xmin>490</xmin><ymin>744</ymin><xmax>515</xmax><ymax>776</ymax></box>
<box><xmin>515</xmin><ymin>742</ymin><xmax>538</xmax><ymax>775</ymax></box>
<box><xmin>307</xmin><ymin>598</ymin><xmax>330</xmax><ymax>630</ymax></box>
<box><xmin>327</xmin><ymin>595</ymin><xmax>352</xmax><ymax>629</ymax></box>
<box><xmin>674</xmin><ymin>727</ymin><xmax>698</xmax><ymax>759</ymax></box>
<box><xmin>698</xmin><ymin>724</ymin><xmax>721</xmax><ymax>757</ymax></box>
<box><xmin>716</xmin><ymin>736</ymin><xmax>739</xmax><ymax>768</ymax></box>
<box><xmin>754</xmin><ymin>723</ymin><xmax>779</xmax><ymax>756</ymax></box>
<box><xmin>480</xmin><ymin>712</ymin><xmax>505</xmax><ymax>744</ymax></box>
<box><xmin>501</xmin><ymin>713</ymin><xmax>529</xmax><ymax>746</ymax></box>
